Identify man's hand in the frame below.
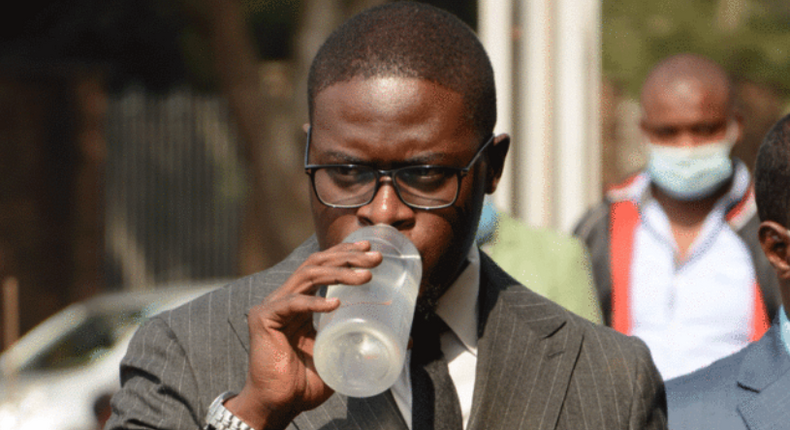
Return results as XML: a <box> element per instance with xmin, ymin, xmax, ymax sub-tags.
<box><xmin>224</xmin><ymin>240</ymin><xmax>383</xmax><ymax>430</ymax></box>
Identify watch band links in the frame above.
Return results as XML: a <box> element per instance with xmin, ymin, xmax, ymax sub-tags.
<box><xmin>203</xmin><ymin>391</ymin><xmax>256</xmax><ymax>430</ymax></box>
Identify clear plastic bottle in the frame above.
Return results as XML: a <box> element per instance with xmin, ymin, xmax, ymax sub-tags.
<box><xmin>313</xmin><ymin>225</ymin><xmax>422</xmax><ymax>398</ymax></box>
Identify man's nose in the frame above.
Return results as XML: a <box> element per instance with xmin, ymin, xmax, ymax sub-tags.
<box><xmin>356</xmin><ymin>181</ymin><xmax>416</xmax><ymax>228</ymax></box>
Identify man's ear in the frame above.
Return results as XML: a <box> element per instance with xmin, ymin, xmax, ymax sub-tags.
<box><xmin>485</xmin><ymin>133</ymin><xmax>510</xmax><ymax>194</ymax></box>
<box><xmin>758</xmin><ymin>221</ymin><xmax>790</xmax><ymax>279</ymax></box>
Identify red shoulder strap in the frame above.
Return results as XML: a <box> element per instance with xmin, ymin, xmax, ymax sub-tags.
<box><xmin>725</xmin><ymin>185</ymin><xmax>755</xmax><ymax>228</ymax></box>
<box><xmin>609</xmin><ymin>200</ymin><xmax>640</xmax><ymax>335</ymax></box>
<box><xmin>727</xmin><ymin>186</ymin><xmax>769</xmax><ymax>341</ymax></box>
<box><xmin>749</xmin><ymin>281</ymin><xmax>770</xmax><ymax>342</ymax></box>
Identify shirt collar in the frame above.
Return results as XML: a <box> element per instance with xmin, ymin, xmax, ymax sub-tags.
<box><xmin>723</xmin><ymin>159</ymin><xmax>752</xmax><ymax>203</ymax></box>
<box><xmin>435</xmin><ymin>245</ymin><xmax>480</xmax><ymax>355</ymax></box>
<box><xmin>780</xmin><ymin>306</ymin><xmax>790</xmax><ymax>357</ymax></box>
<box><xmin>634</xmin><ymin>160</ymin><xmax>751</xmax><ymax>261</ymax></box>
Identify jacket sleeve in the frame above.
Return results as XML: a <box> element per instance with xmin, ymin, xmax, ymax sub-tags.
<box><xmin>628</xmin><ymin>338</ymin><xmax>668</xmax><ymax>430</ymax></box>
<box><xmin>105</xmin><ymin>316</ymin><xmax>203</xmax><ymax>430</ymax></box>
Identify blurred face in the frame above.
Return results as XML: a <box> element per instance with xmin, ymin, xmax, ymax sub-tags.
<box><xmin>640</xmin><ymin>78</ymin><xmax>737</xmax><ymax>147</ymax></box>
<box><xmin>308</xmin><ymin>77</ymin><xmax>502</xmax><ymax>303</ymax></box>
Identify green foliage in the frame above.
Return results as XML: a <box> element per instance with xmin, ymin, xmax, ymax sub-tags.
<box><xmin>603</xmin><ymin>0</ymin><xmax>790</xmax><ymax>98</ymax></box>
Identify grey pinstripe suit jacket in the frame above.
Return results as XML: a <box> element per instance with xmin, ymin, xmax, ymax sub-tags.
<box><xmin>107</xmin><ymin>237</ymin><xmax>667</xmax><ymax>430</ymax></box>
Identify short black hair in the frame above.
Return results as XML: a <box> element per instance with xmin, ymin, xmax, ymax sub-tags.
<box><xmin>307</xmin><ymin>1</ymin><xmax>496</xmax><ymax>139</ymax></box>
<box><xmin>755</xmin><ymin>113</ymin><xmax>790</xmax><ymax>227</ymax></box>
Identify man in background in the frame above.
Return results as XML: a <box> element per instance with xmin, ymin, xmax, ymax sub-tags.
<box><xmin>574</xmin><ymin>53</ymin><xmax>779</xmax><ymax>380</ymax></box>
<box><xmin>666</xmin><ymin>112</ymin><xmax>790</xmax><ymax>429</ymax></box>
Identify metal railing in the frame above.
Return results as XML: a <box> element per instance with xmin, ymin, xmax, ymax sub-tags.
<box><xmin>104</xmin><ymin>86</ymin><xmax>244</xmax><ymax>290</ymax></box>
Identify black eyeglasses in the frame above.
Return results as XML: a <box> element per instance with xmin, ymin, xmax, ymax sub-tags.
<box><xmin>304</xmin><ymin>128</ymin><xmax>495</xmax><ymax>210</ymax></box>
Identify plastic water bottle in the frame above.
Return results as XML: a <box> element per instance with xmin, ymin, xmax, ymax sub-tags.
<box><xmin>313</xmin><ymin>224</ymin><xmax>422</xmax><ymax>398</ymax></box>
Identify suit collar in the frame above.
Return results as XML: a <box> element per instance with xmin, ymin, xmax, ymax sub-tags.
<box><xmin>736</xmin><ymin>324</ymin><xmax>790</xmax><ymax>429</ymax></box>
<box><xmin>476</xmin><ymin>252</ymin><xmax>568</xmax><ymax>339</ymax></box>
<box><xmin>436</xmin><ymin>245</ymin><xmax>481</xmax><ymax>354</ymax></box>
<box><xmin>467</xmin><ymin>252</ymin><xmax>580</xmax><ymax>430</ymax></box>
<box><xmin>737</xmin><ymin>324</ymin><xmax>790</xmax><ymax>392</ymax></box>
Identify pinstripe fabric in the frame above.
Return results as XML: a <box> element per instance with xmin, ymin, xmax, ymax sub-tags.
<box><xmin>106</xmin><ymin>236</ymin><xmax>667</xmax><ymax>430</ymax></box>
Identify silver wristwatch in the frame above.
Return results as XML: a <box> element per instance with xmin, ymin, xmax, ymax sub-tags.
<box><xmin>203</xmin><ymin>391</ymin><xmax>256</xmax><ymax>430</ymax></box>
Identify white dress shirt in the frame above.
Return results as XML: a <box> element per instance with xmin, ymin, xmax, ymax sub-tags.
<box><xmin>391</xmin><ymin>245</ymin><xmax>480</xmax><ymax>429</ymax></box>
<box><xmin>629</xmin><ymin>163</ymin><xmax>757</xmax><ymax>380</ymax></box>
<box><xmin>780</xmin><ymin>306</ymin><xmax>790</xmax><ymax>357</ymax></box>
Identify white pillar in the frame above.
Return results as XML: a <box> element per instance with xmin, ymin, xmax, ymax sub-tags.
<box><xmin>479</xmin><ymin>0</ymin><xmax>602</xmax><ymax>231</ymax></box>
<box><xmin>554</xmin><ymin>0</ymin><xmax>602</xmax><ymax>232</ymax></box>
<box><xmin>518</xmin><ymin>0</ymin><xmax>553</xmax><ymax>226</ymax></box>
<box><xmin>478</xmin><ymin>0</ymin><xmax>515</xmax><ymax>214</ymax></box>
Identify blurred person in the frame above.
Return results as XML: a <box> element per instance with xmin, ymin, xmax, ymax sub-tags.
<box><xmin>107</xmin><ymin>3</ymin><xmax>667</xmax><ymax>430</ymax></box>
<box><xmin>665</xmin><ymin>112</ymin><xmax>790</xmax><ymax>429</ymax></box>
<box><xmin>574</xmin><ymin>53</ymin><xmax>780</xmax><ymax>381</ymax></box>
<box><xmin>477</xmin><ymin>197</ymin><xmax>602</xmax><ymax>323</ymax></box>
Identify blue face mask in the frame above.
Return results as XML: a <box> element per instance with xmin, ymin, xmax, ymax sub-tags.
<box><xmin>476</xmin><ymin>197</ymin><xmax>499</xmax><ymax>245</ymax></box>
<box><xmin>646</xmin><ymin>121</ymin><xmax>739</xmax><ymax>201</ymax></box>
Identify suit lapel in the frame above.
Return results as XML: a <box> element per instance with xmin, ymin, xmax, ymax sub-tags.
<box><xmin>468</xmin><ymin>253</ymin><xmax>582</xmax><ymax>430</ymax></box>
<box><xmin>737</xmin><ymin>325</ymin><xmax>790</xmax><ymax>430</ymax></box>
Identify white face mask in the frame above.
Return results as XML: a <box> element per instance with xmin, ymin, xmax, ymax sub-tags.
<box><xmin>646</xmin><ymin>121</ymin><xmax>739</xmax><ymax>201</ymax></box>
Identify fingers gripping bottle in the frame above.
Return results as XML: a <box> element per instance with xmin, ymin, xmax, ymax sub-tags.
<box><xmin>313</xmin><ymin>224</ymin><xmax>422</xmax><ymax>397</ymax></box>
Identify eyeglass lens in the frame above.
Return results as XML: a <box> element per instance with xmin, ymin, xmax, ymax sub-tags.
<box><xmin>312</xmin><ymin>166</ymin><xmax>458</xmax><ymax>209</ymax></box>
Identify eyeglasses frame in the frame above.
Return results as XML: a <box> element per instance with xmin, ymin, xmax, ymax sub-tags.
<box><xmin>303</xmin><ymin>127</ymin><xmax>495</xmax><ymax>210</ymax></box>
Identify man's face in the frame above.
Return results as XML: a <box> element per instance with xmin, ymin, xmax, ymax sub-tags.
<box><xmin>307</xmin><ymin>77</ymin><xmax>502</xmax><ymax>300</ymax></box>
<box><xmin>640</xmin><ymin>78</ymin><xmax>736</xmax><ymax>147</ymax></box>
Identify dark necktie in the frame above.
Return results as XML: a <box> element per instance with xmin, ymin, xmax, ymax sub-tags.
<box><xmin>409</xmin><ymin>314</ymin><xmax>464</xmax><ymax>430</ymax></box>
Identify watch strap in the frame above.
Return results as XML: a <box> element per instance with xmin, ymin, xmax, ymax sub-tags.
<box><xmin>204</xmin><ymin>391</ymin><xmax>256</xmax><ymax>430</ymax></box>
